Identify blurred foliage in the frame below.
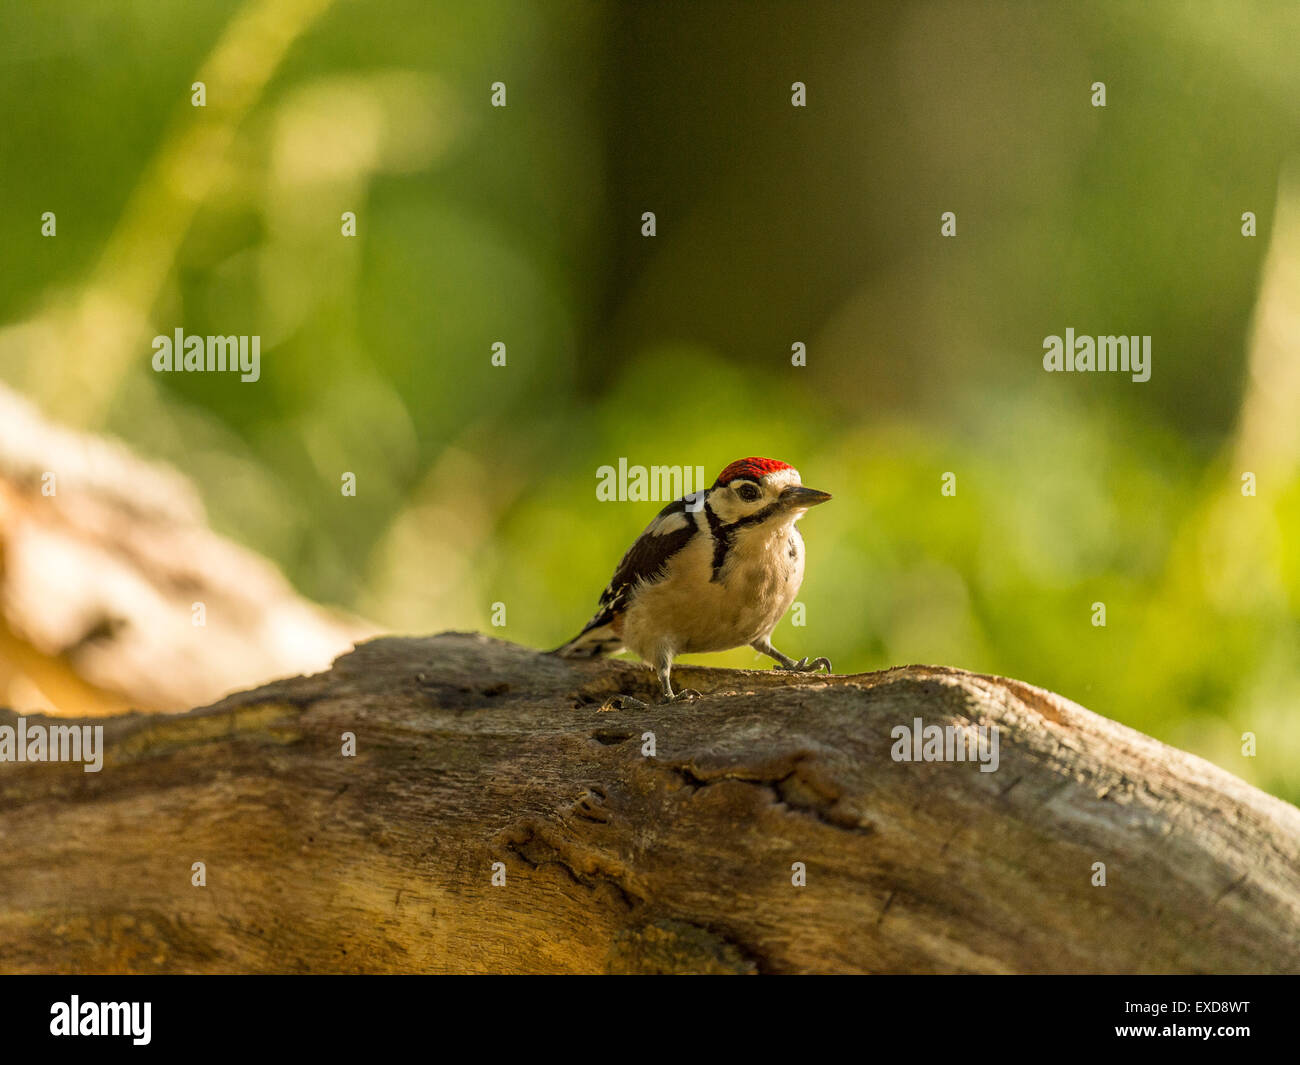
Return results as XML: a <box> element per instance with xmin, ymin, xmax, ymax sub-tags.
<box><xmin>0</xmin><ymin>1</ymin><xmax>1298</xmax><ymax>802</ymax></box>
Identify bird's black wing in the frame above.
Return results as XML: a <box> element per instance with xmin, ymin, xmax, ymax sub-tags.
<box><xmin>580</xmin><ymin>496</ymin><xmax>700</xmax><ymax>633</ymax></box>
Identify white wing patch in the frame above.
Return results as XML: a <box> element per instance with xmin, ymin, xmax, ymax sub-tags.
<box><xmin>646</xmin><ymin>508</ymin><xmax>692</xmax><ymax>535</ymax></box>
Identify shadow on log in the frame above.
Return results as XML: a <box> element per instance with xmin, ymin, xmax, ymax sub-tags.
<box><xmin>1</xmin><ymin>632</ymin><xmax>1297</xmax><ymax>974</ymax></box>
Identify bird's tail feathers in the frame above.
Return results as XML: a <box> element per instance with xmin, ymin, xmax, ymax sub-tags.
<box><xmin>550</xmin><ymin>623</ymin><xmax>624</xmax><ymax>659</ymax></box>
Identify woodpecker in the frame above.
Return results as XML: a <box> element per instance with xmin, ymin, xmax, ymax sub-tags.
<box><xmin>554</xmin><ymin>457</ymin><xmax>833</xmax><ymax>707</ymax></box>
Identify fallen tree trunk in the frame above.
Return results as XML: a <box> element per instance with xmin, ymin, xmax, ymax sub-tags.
<box><xmin>0</xmin><ymin>383</ymin><xmax>375</xmax><ymax>718</ymax></box>
<box><xmin>1</xmin><ymin>632</ymin><xmax>1297</xmax><ymax>974</ymax></box>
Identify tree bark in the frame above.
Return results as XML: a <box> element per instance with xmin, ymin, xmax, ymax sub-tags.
<box><xmin>1</xmin><ymin>631</ymin><xmax>1296</xmax><ymax>974</ymax></box>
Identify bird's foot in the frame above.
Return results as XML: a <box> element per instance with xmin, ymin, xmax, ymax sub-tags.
<box><xmin>603</xmin><ymin>694</ymin><xmax>650</xmax><ymax>710</ymax></box>
<box><xmin>602</xmin><ymin>687</ymin><xmax>701</xmax><ymax>710</ymax></box>
<box><xmin>774</xmin><ymin>656</ymin><xmax>832</xmax><ymax>674</ymax></box>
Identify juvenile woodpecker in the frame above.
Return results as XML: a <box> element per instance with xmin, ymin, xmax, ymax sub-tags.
<box><xmin>554</xmin><ymin>456</ymin><xmax>833</xmax><ymax>706</ymax></box>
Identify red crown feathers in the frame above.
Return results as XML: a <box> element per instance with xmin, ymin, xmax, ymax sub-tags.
<box><xmin>714</xmin><ymin>457</ymin><xmax>794</xmax><ymax>486</ymax></box>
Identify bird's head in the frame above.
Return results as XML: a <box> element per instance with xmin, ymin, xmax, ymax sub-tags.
<box><xmin>705</xmin><ymin>457</ymin><xmax>832</xmax><ymax>526</ymax></box>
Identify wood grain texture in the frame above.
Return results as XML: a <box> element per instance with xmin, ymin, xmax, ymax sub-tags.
<box><xmin>1</xmin><ymin>632</ymin><xmax>1297</xmax><ymax>974</ymax></box>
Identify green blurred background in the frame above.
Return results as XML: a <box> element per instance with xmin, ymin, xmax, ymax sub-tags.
<box><xmin>1</xmin><ymin>0</ymin><xmax>1297</xmax><ymax>801</ymax></box>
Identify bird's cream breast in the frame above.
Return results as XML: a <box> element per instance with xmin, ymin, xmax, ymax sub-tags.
<box><xmin>621</xmin><ymin>519</ymin><xmax>805</xmax><ymax>657</ymax></box>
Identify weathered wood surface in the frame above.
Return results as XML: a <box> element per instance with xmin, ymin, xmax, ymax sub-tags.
<box><xmin>0</xmin><ymin>383</ymin><xmax>373</xmax><ymax>717</ymax></box>
<box><xmin>1</xmin><ymin>632</ymin><xmax>1297</xmax><ymax>974</ymax></box>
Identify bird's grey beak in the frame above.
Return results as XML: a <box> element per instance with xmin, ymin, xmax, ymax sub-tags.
<box><xmin>781</xmin><ymin>485</ymin><xmax>832</xmax><ymax>508</ymax></box>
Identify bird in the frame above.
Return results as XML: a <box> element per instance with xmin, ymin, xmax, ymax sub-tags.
<box><xmin>553</xmin><ymin>456</ymin><xmax>833</xmax><ymax>707</ymax></box>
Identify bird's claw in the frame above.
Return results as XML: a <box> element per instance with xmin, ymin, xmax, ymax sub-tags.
<box><xmin>602</xmin><ymin>688</ymin><xmax>700</xmax><ymax>709</ymax></box>
<box><xmin>776</xmin><ymin>656</ymin><xmax>832</xmax><ymax>674</ymax></box>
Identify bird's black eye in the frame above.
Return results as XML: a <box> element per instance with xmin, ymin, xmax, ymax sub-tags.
<box><xmin>737</xmin><ymin>483</ymin><xmax>761</xmax><ymax>502</ymax></box>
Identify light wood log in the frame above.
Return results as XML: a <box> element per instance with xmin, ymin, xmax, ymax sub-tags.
<box><xmin>1</xmin><ymin>632</ymin><xmax>1296</xmax><ymax>974</ymax></box>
